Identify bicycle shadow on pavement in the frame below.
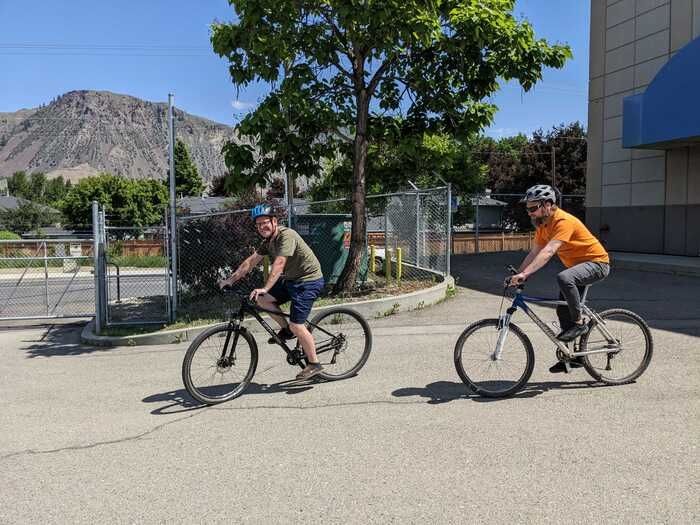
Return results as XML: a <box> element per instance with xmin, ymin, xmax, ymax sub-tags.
<box><xmin>144</xmin><ymin>380</ymin><xmax>317</xmax><ymax>415</ymax></box>
<box><xmin>392</xmin><ymin>379</ymin><xmax>605</xmax><ymax>404</ymax></box>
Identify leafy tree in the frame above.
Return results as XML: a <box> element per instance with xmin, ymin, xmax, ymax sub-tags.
<box><xmin>0</xmin><ymin>201</ymin><xmax>60</xmax><ymax>235</ymax></box>
<box><xmin>44</xmin><ymin>176</ymin><xmax>70</xmax><ymax>205</ymax></box>
<box><xmin>59</xmin><ymin>173</ymin><xmax>168</xmax><ymax>229</ymax></box>
<box><xmin>212</xmin><ymin>0</ymin><xmax>571</xmax><ymax>291</ymax></box>
<box><xmin>174</xmin><ymin>139</ymin><xmax>205</xmax><ymax>197</ymax></box>
<box><xmin>309</xmin><ymin>131</ymin><xmax>487</xmax><ymax>206</ymax></box>
<box><xmin>7</xmin><ymin>171</ymin><xmax>31</xmax><ymax>200</ymax></box>
<box><xmin>481</xmin><ymin>122</ymin><xmax>587</xmax><ymax>229</ymax></box>
<box><xmin>29</xmin><ymin>172</ymin><xmax>47</xmax><ymax>202</ymax></box>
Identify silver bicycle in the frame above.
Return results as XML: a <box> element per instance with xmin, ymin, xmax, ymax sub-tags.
<box><xmin>454</xmin><ymin>265</ymin><xmax>653</xmax><ymax>398</ymax></box>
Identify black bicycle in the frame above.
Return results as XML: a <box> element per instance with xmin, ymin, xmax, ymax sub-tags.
<box><xmin>182</xmin><ymin>287</ymin><xmax>373</xmax><ymax>404</ymax></box>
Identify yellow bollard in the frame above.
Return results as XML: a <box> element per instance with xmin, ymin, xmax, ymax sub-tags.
<box><xmin>370</xmin><ymin>245</ymin><xmax>376</xmax><ymax>273</ymax></box>
<box><xmin>385</xmin><ymin>249</ymin><xmax>392</xmax><ymax>282</ymax></box>
<box><xmin>396</xmin><ymin>247</ymin><xmax>402</xmax><ymax>282</ymax></box>
<box><xmin>263</xmin><ymin>256</ymin><xmax>270</xmax><ymax>281</ymax></box>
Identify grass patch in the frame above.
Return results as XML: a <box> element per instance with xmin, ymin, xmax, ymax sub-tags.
<box><xmin>109</xmin><ymin>255</ymin><xmax>167</xmax><ymax>268</ymax></box>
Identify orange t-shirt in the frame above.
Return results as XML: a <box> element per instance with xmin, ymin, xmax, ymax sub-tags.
<box><xmin>535</xmin><ymin>208</ymin><xmax>609</xmax><ymax>268</ymax></box>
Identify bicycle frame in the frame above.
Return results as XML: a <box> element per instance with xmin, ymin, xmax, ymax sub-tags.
<box><xmin>222</xmin><ymin>295</ymin><xmax>342</xmax><ymax>368</ymax></box>
<box><xmin>495</xmin><ymin>286</ymin><xmax>619</xmax><ymax>360</ymax></box>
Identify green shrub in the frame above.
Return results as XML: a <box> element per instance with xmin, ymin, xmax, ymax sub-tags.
<box><xmin>0</xmin><ymin>230</ymin><xmax>21</xmax><ymax>240</ymax></box>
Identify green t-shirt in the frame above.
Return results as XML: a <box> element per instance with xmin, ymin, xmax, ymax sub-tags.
<box><xmin>256</xmin><ymin>226</ymin><xmax>323</xmax><ymax>282</ymax></box>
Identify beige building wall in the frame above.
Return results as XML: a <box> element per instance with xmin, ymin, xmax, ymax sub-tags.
<box><xmin>587</xmin><ymin>0</ymin><xmax>700</xmax><ymax>255</ymax></box>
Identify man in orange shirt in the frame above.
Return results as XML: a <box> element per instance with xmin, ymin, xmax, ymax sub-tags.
<box><xmin>510</xmin><ymin>185</ymin><xmax>610</xmax><ymax>373</ymax></box>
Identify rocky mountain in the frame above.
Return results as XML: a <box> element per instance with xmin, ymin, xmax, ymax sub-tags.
<box><xmin>0</xmin><ymin>90</ymin><xmax>236</xmax><ymax>183</ymax></box>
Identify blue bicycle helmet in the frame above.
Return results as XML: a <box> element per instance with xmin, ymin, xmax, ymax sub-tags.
<box><xmin>250</xmin><ymin>203</ymin><xmax>273</xmax><ymax>220</ymax></box>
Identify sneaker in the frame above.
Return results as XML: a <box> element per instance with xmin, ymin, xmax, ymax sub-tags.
<box><xmin>557</xmin><ymin>323</ymin><xmax>589</xmax><ymax>342</ymax></box>
<box><xmin>268</xmin><ymin>327</ymin><xmax>295</xmax><ymax>345</ymax></box>
<box><xmin>549</xmin><ymin>358</ymin><xmax>584</xmax><ymax>374</ymax></box>
<box><xmin>295</xmin><ymin>363</ymin><xmax>324</xmax><ymax>380</ymax></box>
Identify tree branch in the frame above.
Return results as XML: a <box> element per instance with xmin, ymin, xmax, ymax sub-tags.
<box><xmin>367</xmin><ymin>58</ymin><xmax>394</xmax><ymax>95</ymax></box>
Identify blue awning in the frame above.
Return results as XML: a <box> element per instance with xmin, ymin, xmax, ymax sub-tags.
<box><xmin>623</xmin><ymin>36</ymin><xmax>700</xmax><ymax>149</ymax></box>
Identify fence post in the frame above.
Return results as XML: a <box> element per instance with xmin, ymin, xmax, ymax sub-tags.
<box><xmin>167</xmin><ymin>94</ymin><xmax>178</xmax><ymax>323</ymax></box>
<box><xmin>475</xmin><ymin>194</ymin><xmax>480</xmax><ymax>254</ymax></box>
<box><xmin>43</xmin><ymin>241</ymin><xmax>49</xmax><ymax>316</ymax></box>
<box><xmin>446</xmin><ymin>183</ymin><xmax>452</xmax><ymax>276</ymax></box>
<box><xmin>92</xmin><ymin>201</ymin><xmax>103</xmax><ymax>334</ymax></box>
<box><xmin>370</xmin><ymin>245</ymin><xmax>376</xmax><ymax>273</ymax></box>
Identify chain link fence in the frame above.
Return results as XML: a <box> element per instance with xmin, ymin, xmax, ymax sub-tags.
<box><xmin>294</xmin><ymin>186</ymin><xmax>450</xmax><ymax>286</ymax></box>
<box><xmin>451</xmin><ymin>192</ymin><xmax>586</xmax><ymax>254</ymax></box>
<box><xmin>0</xmin><ymin>238</ymin><xmax>95</xmax><ymax>319</ymax></box>
<box><xmin>176</xmin><ymin>207</ymin><xmax>266</xmax><ymax>323</ymax></box>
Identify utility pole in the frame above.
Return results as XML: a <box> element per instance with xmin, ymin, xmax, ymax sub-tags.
<box><xmin>167</xmin><ymin>94</ymin><xmax>177</xmax><ymax>322</ymax></box>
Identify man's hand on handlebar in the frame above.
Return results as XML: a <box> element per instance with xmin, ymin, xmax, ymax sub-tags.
<box><xmin>503</xmin><ymin>265</ymin><xmax>527</xmax><ymax>287</ymax></box>
<box><xmin>249</xmin><ymin>288</ymin><xmax>267</xmax><ymax>302</ymax></box>
<box><xmin>508</xmin><ymin>272</ymin><xmax>527</xmax><ymax>286</ymax></box>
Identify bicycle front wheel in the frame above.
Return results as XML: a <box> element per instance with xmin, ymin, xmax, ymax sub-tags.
<box><xmin>182</xmin><ymin>324</ymin><xmax>258</xmax><ymax>405</ymax></box>
<box><xmin>308</xmin><ymin>307</ymin><xmax>372</xmax><ymax>380</ymax></box>
<box><xmin>454</xmin><ymin>318</ymin><xmax>534</xmax><ymax>398</ymax></box>
<box><xmin>579</xmin><ymin>309</ymin><xmax>653</xmax><ymax>385</ymax></box>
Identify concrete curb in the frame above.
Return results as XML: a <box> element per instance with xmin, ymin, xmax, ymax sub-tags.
<box><xmin>81</xmin><ymin>275</ymin><xmax>455</xmax><ymax>347</ymax></box>
<box><xmin>610</xmin><ymin>253</ymin><xmax>700</xmax><ymax>277</ymax></box>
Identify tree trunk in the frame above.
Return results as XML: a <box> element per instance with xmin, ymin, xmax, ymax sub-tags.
<box><xmin>334</xmin><ymin>89</ymin><xmax>369</xmax><ymax>293</ymax></box>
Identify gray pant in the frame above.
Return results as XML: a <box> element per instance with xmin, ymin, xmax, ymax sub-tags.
<box><xmin>556</xmin><ymin>261</ymin><xmax>610</xmax><ymax>330</ymax></box>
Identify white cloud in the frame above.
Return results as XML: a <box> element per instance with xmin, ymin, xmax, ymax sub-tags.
<box><xmin>231</xmin><ymin>100</ymin><xmax>255</xmax><ymax>110</ymax></box>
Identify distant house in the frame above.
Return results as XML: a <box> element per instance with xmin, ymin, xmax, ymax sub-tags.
<box><xmin>0</xmin><ymin>195</ymin><xmax>61</xmax><ymax>215</ymax></box>
<box><xmin>177</xmin><ymin>196</ymin><xmax>230</xmax><ymax>215</ymax></box>
<box><xmin>0</xmin><ymin>195</ymin><xmax>27</xmax><ymax>212</ymax></box>
<box><xmin>453</xmin><ymin>194</ymin><xmax>508</xmax><ymax>232</ymax></box>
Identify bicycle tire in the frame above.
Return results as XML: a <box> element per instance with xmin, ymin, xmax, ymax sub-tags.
<box><xmin>454</xmin><ymin>318</ymin><xmax>535</xmax><ymax>398</ymax></box>
<box><xmin>182</xmin><ymin>323</ymin><xmax>258</xmax><ymax>404</ymax></box>
<box><xmin>307</xmin><ymin>307</ymin><xmax>372</xmax><ymax>380</ymax></box>
<box><xmin>579</xmin><ymin>308</ymin><xmax>653</xmax><ymax>385</ymax></box>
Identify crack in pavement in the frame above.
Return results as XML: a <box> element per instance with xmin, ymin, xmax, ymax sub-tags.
<box><xmin>0</xmin><ymin>397</ymin><xmax>431</xmax><ymax>462</ymax></box>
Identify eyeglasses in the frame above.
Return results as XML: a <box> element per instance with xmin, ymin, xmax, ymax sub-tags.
<box><xmin>255</xmin><ymin>219</ymin><xmax>273</xmax><ymax>227</ymax></box>
<box><xmin>525</xmin><ymin>203</ymin><xmax>542</xmax><ymax>213</ymax></box>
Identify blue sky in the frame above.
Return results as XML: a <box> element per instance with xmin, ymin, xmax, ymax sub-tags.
<box><xmin>0</xmin><ymin>0</ymin><xmax>589</xmax><ymax>137</ymax></box>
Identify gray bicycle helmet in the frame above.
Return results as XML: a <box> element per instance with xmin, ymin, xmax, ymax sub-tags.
<box><xmin>521</xmin><ymin>184</ymin><xmax>558</xmax><ymax>203</ymax></box>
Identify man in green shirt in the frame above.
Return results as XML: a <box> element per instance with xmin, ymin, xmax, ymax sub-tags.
<box><xmin>218</xmin><ymin>204</ymin><xmax>326</xmax><ymax>380</ymax></box>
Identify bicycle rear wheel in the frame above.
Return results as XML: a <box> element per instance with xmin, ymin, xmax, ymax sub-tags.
<box><xmin>454</xmin><ymin>318</ymin><xmax>534</xmax><ymax>398</ymax></box>
<box><xmin>579</xmin><ymin>309</ymin><xmax>653</xmax><ymax>385</ymax></box>
<box><xmin>182</xmin><ymin>323</ymin><xmax>258</xmax><ymax>404</ymax></box>
<box><xmin>307</xmin><ymin>307</ymin><xmax>372</xmax><ymax>380</ymax></box>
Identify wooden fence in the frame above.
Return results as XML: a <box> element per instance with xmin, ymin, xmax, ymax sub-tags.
<box><xmin>451</xmin><ymin>232</ymin><xmax>534</xmax><ymax>254</ymax></box>
<box><xmin>367</xmin><ymin>231</ymin><xmax>534</xmax><ymax>255</ymax></box>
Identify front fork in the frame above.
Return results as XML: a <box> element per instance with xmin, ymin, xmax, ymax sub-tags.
<box><xmin>493</xmin><ymin>307</ymin><xmax>515</xmax><ymax>360</ymax></box>
<box><xmin>220</xmin><ymin>320</ymin><xmax>241</xmax><ymax>365</ymax></box>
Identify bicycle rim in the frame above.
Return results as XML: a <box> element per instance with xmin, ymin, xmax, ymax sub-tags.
<box><xmin>580</xmin><ymin>309</ymin><xmax>653</xmax><ymax>384</ymax></box>
<box><xmin>309</xmin><ymin>308</ymin><xmax>372</xmax><ymax>380</ymax></box>
<box><xmin>183</xmin><ymin>325</ymin><xmax>257</xmax><ymax>404</ymax></box>
<box><xmin>454</xmin><ymin>319</ymin><xmax>534</xmax><ymax>398</ymax></box>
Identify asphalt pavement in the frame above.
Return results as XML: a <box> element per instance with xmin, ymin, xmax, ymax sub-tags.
<box><xmin>0</xmin><ymin>252</ymin><xmax>698</xmax><ymax>523</ymax></box>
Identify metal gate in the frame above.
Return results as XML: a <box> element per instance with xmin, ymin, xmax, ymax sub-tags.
<box><xmin>94</xmin><ymin>204</ymin><xmax>171</xmax><ymax>327</ymax></box>
<box><xmin>0</xmin><ymin>238</ymin><xmax>95</xmax><ymax>320</ymax></box>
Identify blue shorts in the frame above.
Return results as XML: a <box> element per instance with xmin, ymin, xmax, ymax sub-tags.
<box><xmin>267</xmin><ymin>278</ymin><xmax>325</xmax><ymax>324</ymax></box>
